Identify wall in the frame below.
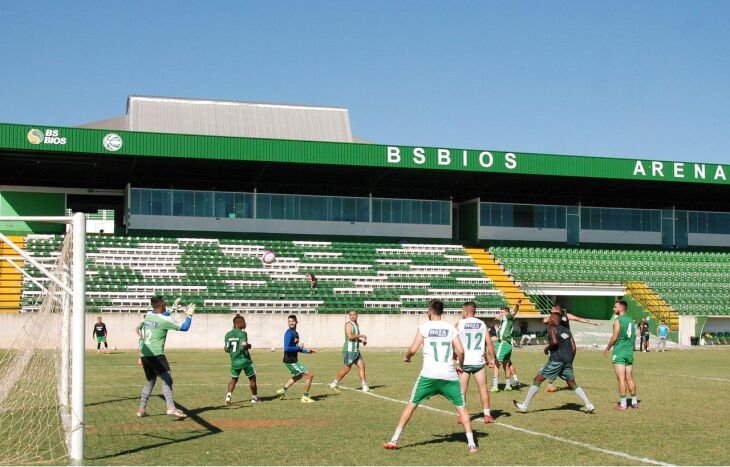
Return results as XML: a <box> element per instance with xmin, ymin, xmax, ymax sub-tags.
<box><xmin>457</xmin><ymin>199</ymin><xmax>479</xmax><ymax>244</ymax></box>
<box><xmin>579</xmin><ymin>230</ymin><xmax>662</xmax><ymax>245</ymax></box>
<box><xmin>570</xmin><ymin>296</ymin><xmax>616</xmax><ymax>320</ymax></box>
<box><xmin>128</xmin><ymin>214</ymin><xmax>452</xmax><ymax>239</ymax></box>
<box><xmin>478</xmin><ymin>226</ymin><xmax>566</xmax><ymax>243</ymax></box>
<box><xmin>688</xmin><ymin>233</ymin><xmax>730</xmax><ymax>248</ymax></box>
<box><xmin>0</xmin><ymin>191</ymin><xmax>66</xmax><ymax>233</ymax></box>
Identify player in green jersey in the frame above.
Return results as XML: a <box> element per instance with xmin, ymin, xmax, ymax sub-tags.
<box><xmin>329</xmin><ymin>310</ymin><xmax>369</xmax><ymax>392</ymax></box>
<box><xmin>225</xmin><ymin>315</ymin><xmax>258</xmax><ymax>405</ymax></box>
<box><xmin>604</xmin><ymin>300</ymin><xmax>639</xmax><ymax>410</ymax></box>
<box><xmin>491</xmin><ymin>299</ymin><xmax>521</xmax><ymax>392</ymax></box>
<box><xmin>135</xmin><ymin>295</ymin><xmax>195</xmax><ymax>419</ymax></box>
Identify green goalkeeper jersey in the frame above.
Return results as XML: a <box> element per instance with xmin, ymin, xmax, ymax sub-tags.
<box><xmin>136</xmin><ymin>312</ymin><xmax>181</xmax><ymax>357</ymax></box>
<box><xmin>342</xmin><ymin>320</ymin><xmax>360</xmax><ymax>353</ymax></box>
<box><xmin>225</xmin><ymin>328</ymin><xmax>252</xmax><ymax>367</ymax></box>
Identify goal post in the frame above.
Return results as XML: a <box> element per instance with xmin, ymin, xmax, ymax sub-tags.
<box><xmin>0</xmin><ymin>213</ymin><xmax>86</xmax><ymax>464</ymax></box>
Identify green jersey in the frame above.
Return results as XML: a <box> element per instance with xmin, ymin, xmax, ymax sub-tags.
<box><xmin>343</xmin><ymin>320</ymin><xmax>360</xmax><ymax>353</ymax></box>
<box><xmin>614</xmin><ymin>314</ymin><xmax>635</xmax><ymax>356</ymax></box>
<box><xmin>497</xmin><ymin>312</ymin><xmax>514</xmax><ymax>342</ymax></box>
<box><xmin>225</xmin><ymin>328</ymin><xmax>252</xmax><ymax>367</ymax></box>
<box><xmin>137</xmin><ymin>312</ymin><xmax>182</xmax><ymax>357</ymax></box>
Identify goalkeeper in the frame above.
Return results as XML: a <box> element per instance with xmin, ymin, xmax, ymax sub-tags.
<box><xmin>135</xmin><ymin>296</ymin><xmax>195</xmax><ymax>419</ymax></box>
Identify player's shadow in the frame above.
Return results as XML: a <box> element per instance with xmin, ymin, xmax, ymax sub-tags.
<box><xmin>464</xmin><ymin>408</ymin><xmax>510</xmax><ymax>421</ymax></box>
<box><xmin>310</xmin><ymin>393</ymin><xmax>336</xmax><ymax>401</ymax></box>
<box><xmin>525</xmin><ymin>402</ymin><xmax>583</xmax><ymax>413</ymax></box>
<box><xmin>404</xmin><ymin>431</ymin><xmax>487</xmax><ymax>449</ymax></box>
<box><xmin>86</xmin><ymin>398</ymin><xmax>222</xmax><ymax>461</ymax></box>
<box><xmin>85</xmin><ymin>396</ymin><xmax>140</xmax><ymax>408</ymax></box>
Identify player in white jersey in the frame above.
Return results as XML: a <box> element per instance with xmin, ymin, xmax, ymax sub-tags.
<box><xmin>457</xmin><ymin>301</ymin><xmax>496</xmax><ymax>424</ymax></box>
<box><xmin>384</xmin><ymin>299</ymin><xmax>477</xmax><ymax>453</ymax></box>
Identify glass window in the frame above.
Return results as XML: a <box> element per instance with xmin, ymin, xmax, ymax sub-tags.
<box><xmin>357</xmin><ymin>198</ymin><xmax>369</xmax><ymax>222</ymax></box>
<box><xmin>130</xmin><ymin>189</ymin><xmax>141</xmax><ymax>215</ymax></box>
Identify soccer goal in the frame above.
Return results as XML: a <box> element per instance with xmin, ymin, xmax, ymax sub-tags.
<box><xmin>0</xmin><ymin>214</ymin><xmax>86</xmax><ymax>465</ymax></box>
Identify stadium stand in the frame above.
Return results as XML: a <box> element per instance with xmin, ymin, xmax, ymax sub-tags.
<box><xmin>491</xmin><ymin>246</ymin><xmax>730</xmax><ymax>329</ymax></box>
<box><xmin>0</xmin><ymin>236</ymin><xmax>24</xmax><ymax>313</ymax></box>
<box><xmin>21</xmin><ymin>235</ymin><xmax>511</xmax><ymax>315</ymax></box>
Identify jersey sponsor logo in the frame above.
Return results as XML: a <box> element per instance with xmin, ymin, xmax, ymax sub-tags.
<box><xmin>144</xmin><ymin>320</ymin><xmax>160</xmax><ymax>327</ymax></box>
<box><xmin>463</xmin><ymin>323</ymin><xmax>482</xmax><ymax>330</ymax></box>
<box><xmin>428</xmin><ymin>329</ymin><xmax>449</xmax><ymax>337</ymax></box>
<box><xmin>560</xmin><ymin>333</ymin><xmax>570</xmax><ymax>339</ymax></box>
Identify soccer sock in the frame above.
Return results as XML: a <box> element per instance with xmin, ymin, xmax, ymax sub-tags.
<box><xmin>159</xmin><ymin>371</ymin><xmax>175</xmax><ymax>408</ymax></box>
<box><xmin>391</xmin><ymin>426</ymin><xmax>403</xmax><ymax>443</ymax></box>
<box><xmin>505</xmin><ymin>377</ymin><xmax>511</xmax><ymax>386</ymax></box>
<box><xmin>362</xmin><ymin>381</ymin><xmax>368</xmax><ymax>389</ymax></box>
<box><xmin>303</xmin><ymin>392</ymin><xmax>309</xmax><ymax>398</ymax></box>
<box><xmin>619</xmin><ymin>395</ymin><xmax>627</xmax><ymax>407</ymax></box>
<box><xmin>631</xmin><ymin>394</ymin><xmax>637</xmax><ymax>405</ymax></box>
<box><xmin>574</xmin><ymin>387</ymin><xmax>591</xmax><ymax>406</ymax></box>
<box><xmin>330</xmin><ymin>379</ymin><xmax>339</xmax><ymax>386</ymax></box>
<box><xmin>483</xmin><ymin>408</ymin><xmax>491</xmax><ymax>416</ymax></box>
<box><xmin>140</xmin><ymin>379</ymin><xmax>155</xmax><ymax>410</ymax></box>
<box><xmin>523</xmin><ymin>384</ymin><xmax>540</xmax><ymax>408</ymax></box>
<box><xmin>512</xmin><ymin>374</ymin><xmax>519</xmax><ymax>383</ymax></box>
<box><xmin>280</xmin><ymin>386</ymin><xmax>287</xmax><ymax>393</ymax></box>
<box><xmin>465</xmin><ymin>431</ymin><xmax>476</xmax><ymax>448</ymax></box>
<box><xmin>492</xmin><ymin>376</ymin><xmax>499</xmax><ymax>387</ymax></box>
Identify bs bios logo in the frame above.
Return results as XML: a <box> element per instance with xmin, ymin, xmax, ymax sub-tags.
<box><xmin>27</xmin><ymin>129</ymin><xmax>44</xmax><ymax>144</ymax></box>
<box><xmin>102</xmin><ymin>133</ymin><xmax>123</xmax><ymax>152</ymax></box>
<box><xmin>27</xmin><ymin>128</ymin><xmax>67</xmax><ymax>145</ymax></box>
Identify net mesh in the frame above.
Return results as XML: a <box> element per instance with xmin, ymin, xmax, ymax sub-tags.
<box><xmin>0</xmin><ymin>233</ymin><xmax>73</xmax><ymax>465</ymax></box>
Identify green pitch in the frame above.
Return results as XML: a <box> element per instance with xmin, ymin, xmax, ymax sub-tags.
<box><xmin>84</xmin><ymin>347</ymin><xmax>730</xmax><ymax>465</ymax></box>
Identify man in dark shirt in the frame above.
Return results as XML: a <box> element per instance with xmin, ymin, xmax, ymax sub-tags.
<box><xmin>92</xmin><ymin>317</ymin><xmax>108</xmax><ymax>354</ymax></box>
<box><xmin>276</xmin><ymin>315</ymin><xmax>316</xmax><ymax>403</ymax></box>
<box><xmin>513</xmin><ymin>311</ymin><xmax>595</xmax><ymax>414</ymax></box>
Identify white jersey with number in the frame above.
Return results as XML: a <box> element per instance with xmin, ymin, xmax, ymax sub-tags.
<box><xmin>418</xmin><ymin>320</ymin><xmax>458</xmax><ymax>381</ymax></box>
<box><xmin>457</xmin><ymin>317</ymin><xmax>487</xmax><ymax>366</ymax></box>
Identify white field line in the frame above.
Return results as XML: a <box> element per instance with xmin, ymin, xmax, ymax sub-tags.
<box><xmin>339</xmin><ymin>385</ymin><xmax>673</xmax><ymax>466</ymax></box>
<box><xmin>574</xmin><ymin>366</ymin><xmax>730</xmax><ymax>383</ymax></box>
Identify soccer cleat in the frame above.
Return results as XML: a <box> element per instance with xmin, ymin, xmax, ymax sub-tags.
<box><xmin>276</xmin><ymin>389</ymin><xmax>286</xmax><ymax>400</ymax></box>
<box><xmin>329</xmin><ymin>383</ymin><xmax>341</xmax><ymax>393</ymax></box>
<box><xmin>546</xmin><ymin>385</ymin><xmax>557</xmax><ymax>393</ymax></box>
<box><xmin>513</xmin><ymin>400</ymin><xmax>527</xmax><ymax>413</ymax></box>
<box><xmin>362</xmin><ymin>386</ymin><xmax>370</xmax><ymax>393</ymax></box>
<box><xmin>505</xmin><ymin>385</ymin><xmax>513</xmax><ymax>392</ymax></box>
<box><xmin>490</xmin><ymin>386</ymin><xmax>500</xmax><ymax>393</ymax></box>
<box><xmin>300</xmin><ymin>396</ymin><xmax>315</xmax><ymax>403</ymax></box>
<box><xmin>136</xmin><ymin>409</ymin><xmax>148</xmax><ymax>418</ymax></box>
<box><xmin>225</xmin><ymin>394</ymin><xmax>232</xmax><ymax>406</ymax></box>
<box><xmin>630</xmin><ymin>403</ymin><xmax>640</xmax><ymax>409</ymax></box>
<box><xmin>614</xmin><ymin>404</ymin><xmax>628</xmax><ymax>411</ymax></box>
<box><xmin>166</xmin><ymin>408</ymin><xmax>187</xmax><ymax>419</ymax></box>
<box><xmin>511</xmin><ymin>384</ymin><xmax>522</xmax><ymax>390</ymax></box>
<box><xmin>484</xmin><ymin>414</ymin><xmax>495</xmax><ymax>423</ymax></box>
<box><xmin>250</xmin><ymin>397</ymin><xmax>259</xmax><ymax>404</ymax></box>
<box><xmin>383</xmin><ymin>441</ymin><xmax>398</xmax><ymax>450</ymax></box>
<box><xmin>468</xmin><ymin>445</ymin><xmax>479</xmax><ymax>454</ymax></box>
<box><xmin>585</xmin><ymin>404</ymin><xmax>595</xmax><ymax>414</ymax></box>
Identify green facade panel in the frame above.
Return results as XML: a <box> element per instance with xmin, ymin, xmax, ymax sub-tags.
<box><xmin>0</xmin><ymin>191</ymin><xmax>66</xmax><ymax>233</ymax></box>
<box><xmin>1</xmin><ymin>122</ymin><xmax>728</xmax><ymax>185</ymax></box>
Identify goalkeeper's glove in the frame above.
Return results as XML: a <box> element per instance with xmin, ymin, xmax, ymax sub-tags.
<box><xmin>184</xmin><ymin>303</ymin><xmax>196</xmax><ymax>316</ymax></box>
<box><xmin>172</xmin><ymin>298</ymin><xmax>181</xmax><ymax>312</ymax></box>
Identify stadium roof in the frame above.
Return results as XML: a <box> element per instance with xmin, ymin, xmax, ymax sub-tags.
<box><xmin>80</xmin><ymin>95</ymin><xmax>354</xmax><ymax>143</ymax></box>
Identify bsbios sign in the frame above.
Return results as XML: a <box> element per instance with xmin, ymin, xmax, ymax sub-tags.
<box><xmin>26</xmin><ymin>128</ymin><xmax>67</xmax><ymax>145</ymax></box>
<box><xmin>386</xmin><ymin>146</ymin><xmax>517</xmax><ymax>171</ymax></box>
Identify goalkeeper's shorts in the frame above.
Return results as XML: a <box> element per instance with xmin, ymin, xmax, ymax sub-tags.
<box><xmin>141</xmin><ymin>355</ymin><xmax>171</xmax><ymax>380</ymax></box>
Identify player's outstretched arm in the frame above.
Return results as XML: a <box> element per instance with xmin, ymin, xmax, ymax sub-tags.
<box><xmin>603</xmin><ymin>319</ymin><xmax>620</xmax><ymax>357</ymax></box>
<box><xmin>567</xmin><ymin>312</ymin><xmax>600</xmax><ymax>326</ymax></box>
<box><xmin>404</xmin><ymin>330</ymin><xmax>423</xmax><ymax>362</ymax></box>
<box><xmin>510</xmin><ymin>298</ymin><xmax>522</xmax><ymax>317</ymax></box>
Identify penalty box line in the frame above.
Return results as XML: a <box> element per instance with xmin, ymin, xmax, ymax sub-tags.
<box><xmin>339</xmin><ymin>385</ymin><xmax>673</xmax><ymax>466</ymax></box>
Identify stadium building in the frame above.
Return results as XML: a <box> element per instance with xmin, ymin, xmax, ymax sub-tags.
<box><xmin>1</xmin><ymin>95</ymin><xmax>729</xmax><ymax>348</ymax></box>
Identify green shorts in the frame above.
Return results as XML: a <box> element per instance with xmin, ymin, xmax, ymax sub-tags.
<box><xmin>231</xmin><ymin>361</ymin><xmax>256</xmax><ymax>379</ymax></box>
<box><xmin>285</xmin><ymin>362</ymin><xmax>308</xmax><ymax>377</ymax></box>
<box><xmin>612</xmin><ymin>352</ymin><xmax>634</xmax><ymax>366</ymax></box>
<box><xmin>409</xmin><ymin>376</ymin><xmax>464</xmax><ymax>407</ymax></box>
<box><xmin>96</xmin><ymin>336</ymin><xmax>107</xmax><ymax>343</ymax></box>
<box><xmin>495</xmin><ymin>341</ymin><xmax>512</xmax><ymax>363</ymax></box>
<box><xmin>539</xmin><ymin>360</ymin><xmax>575</xmax><ymax>381</ymax></box>
<box><xmin>462</xmin><ymin>364</ymin><xmax>485</xmax><ymax>374</ymax></box>
<box><xmin>343</xmin><ymin>351</ymin><xmax>361</xmax><ymax>366</ymax></box>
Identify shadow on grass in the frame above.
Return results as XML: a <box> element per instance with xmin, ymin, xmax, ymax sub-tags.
<box><xmin>521</xmin><ymin>402</ymin><xmax>584</xmax><ymax>414</ymax></box>
<box><xmin>85</xmin><ymin>397</ymin><xmax>222</xmax><ymax>461</ymax></box>
<box><xmin>464</xmin><ymin>408</ymin><xmax>511</xmax><ymax>421</ymax></box>
<box><xmin>402</xmin><ymin>431</ymin><xmax>488</xmax><ymax>449</ymax></box>
<box><xmin>86</xmin><ymin>396</ymin><xmax>140</xmax><ymax>408</ymax></box>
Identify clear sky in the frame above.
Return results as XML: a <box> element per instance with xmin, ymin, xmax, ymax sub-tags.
<box><xmin>1</xmin><ymin>1</ymin><xmax>729</xmax><ymax>163</ymax></box>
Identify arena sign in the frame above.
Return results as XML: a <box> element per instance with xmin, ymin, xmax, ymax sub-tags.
<box><xmin>0</xmin><ymin>122</ymin><xmax>728</xmax><ymax>185</ymax></box>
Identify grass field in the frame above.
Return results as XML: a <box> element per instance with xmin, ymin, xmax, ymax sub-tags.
<box><xmin>84</xmin><ymin>346</ymin><xmax>730</xmax><ymax>465</ymax></box>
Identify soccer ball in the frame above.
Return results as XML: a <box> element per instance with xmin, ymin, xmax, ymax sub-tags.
<box><xmin>111</xmin><ymin>345</ymin><xmax>117</xmax><ymax>351</ymax></box>
<box><xmin>261</xmin><ymin>249</ymin><xmax>276</xmax><ymax>264</ymax></box>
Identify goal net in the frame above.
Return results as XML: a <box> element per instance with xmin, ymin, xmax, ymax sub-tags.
<box><xmin>0</xmin><ymin>229</ymin><xmax>79</xmax><ymax>465</ymax></box>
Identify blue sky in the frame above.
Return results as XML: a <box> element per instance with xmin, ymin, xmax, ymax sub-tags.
<box><xmin>1</xmin><ymin>1</ymin><xmax>729</xmax><ymax>163</ymax></box>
